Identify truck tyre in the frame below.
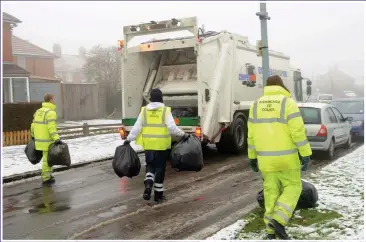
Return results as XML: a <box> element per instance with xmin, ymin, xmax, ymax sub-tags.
<box><xmin>216</xmin><ymin>113</ymin><xmax>247</xmax><ymax>154</ymax></box>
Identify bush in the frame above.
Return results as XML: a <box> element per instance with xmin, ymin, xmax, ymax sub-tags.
<box><xmin>3</xmin><ymin>102</ymin><xmax>42</xmax><ymax>132</ymax></box>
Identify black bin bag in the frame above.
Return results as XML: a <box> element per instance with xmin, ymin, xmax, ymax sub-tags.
<box><xmin>24</xmin><ymin>139</ymin><xmax>43</xmax><ymax>165</ymax></box>
<box><xmin>112</xmin><ymin>144</ymin><xmax>141</xmax><ymax>178</ymax></box>
<box><xmin>170</xmin><ymin>135</ymin><xmax>204</xmax><ymax>172</ymax></box>
<box><xmin>48</xmin><ymin>143</ymin><xmax>71</xmax><ymax>167</ymax></box>
<box><xmin>257</xmin><ymin>179</ymin><xmax>318</xmax><ymax>210</ymax></box>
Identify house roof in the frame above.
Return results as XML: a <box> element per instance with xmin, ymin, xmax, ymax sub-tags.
<box><xmin>3</xmin><ymin>62</ymin><xmax>30</xmax><ymax>77</ymax></box>
<box><xmin>3</xmin><ymin>12</ymin><xmax>21</xmax><ymax>24</ymax></box>
<box><xmin>12</xmin><ymin>35</ymin><xmax>55</xmax><ymax>58</ymax></box>
<box><xmin>54</xmin><ymin>54</ymin><xmax>86</xmax><ymax>72</ymax></box>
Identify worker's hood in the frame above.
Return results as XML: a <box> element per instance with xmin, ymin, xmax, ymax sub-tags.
<box><xmin>264</xmin><ymin>86</ymin><xmax>291</xmax><ymax>97</ymax></box>
<box><xmin>146</xmin><ymin>102</ymin><xmax>165</xmax><ymax>110</ymax></box>
<box><xmin>42</xmin><ymin>102</ymin><xmax>56</xmax><ymax>110</ymax></box>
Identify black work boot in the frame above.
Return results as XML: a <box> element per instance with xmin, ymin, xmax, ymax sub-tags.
<box><xmin>268</xmin><ymin>219</ymin><xmax>290</xmax><ymax>240</ymax></box>
<box><xmin>154</xmin><ymin>191</ymin><xmax>166</xmax><ymax>203</ymax></box>
<box><xmin>143</xmin><ymin>182</ymin><xmax>153</xmax><ymax>201</ymax></box>
<box><xmin>42</xmin><ymin>176</ymin><xmax>55</xmax><ymax>186</ymax></box>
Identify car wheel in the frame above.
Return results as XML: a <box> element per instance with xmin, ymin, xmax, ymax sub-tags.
<box><xmin>343</xmin><ymin>133</ymin><xmax>352</xmax><ymax>149</ymax></box>
<box><xmin>324</xmin><ymin>138</ymin><xmax>335</xmax><ymax>160</ymax></box>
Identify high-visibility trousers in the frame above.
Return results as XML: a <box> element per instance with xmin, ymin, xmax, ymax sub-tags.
<box><xmin>262</xmin><ymin>169</ymin><xmax>302</xmax><ymax>234</ymax></box>
<box><xmin>41</xmin><ymin>151</ymin><xmax>53</xmax><ymax>182</ymax></box>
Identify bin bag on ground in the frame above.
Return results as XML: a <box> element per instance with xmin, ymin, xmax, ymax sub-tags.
<box><xmin>170</xmin><ymin>135</ymin><xmax>204</xmax><ymax>172</ymax></box>
<box><xmin>24</xmin><ymin>139</ymin><xmax>43</xmax><ymax>165</ymax></box>
<box><xmin>257</xmin><ymin>179</ymin><xmax>318</xmax><ymax>210</ymax></box>
<box><xmin>48</xmin><ymin>143</ymin><xmax>71</xmax><ymax>167</ymax></box>
<box><xmin>112</xmin><ymin>144</ymin><xmax>141</xmax><ymax>178</ymax></box>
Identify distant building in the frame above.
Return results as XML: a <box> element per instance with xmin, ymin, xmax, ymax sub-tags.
<box><xmin>54</xmin><ymin>45</ymin><xmax>88</xmax><ymax>83</ymax></box>
<box><xmin>315</xmin><ymin>67</ymin><xmax>360</xmax><ymax>98</ymax></box>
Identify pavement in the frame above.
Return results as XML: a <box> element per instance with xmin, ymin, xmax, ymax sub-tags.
<box><xmin>3</xmin><ymin>143</ymin><xmax>362</xmax><ymax>240</ymax></box>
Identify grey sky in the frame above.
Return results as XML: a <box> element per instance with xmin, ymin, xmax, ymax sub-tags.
<box><xmin>2</xmin><ymin>1</ymin><xmax>364</xmax><ymax>83</ymax></box>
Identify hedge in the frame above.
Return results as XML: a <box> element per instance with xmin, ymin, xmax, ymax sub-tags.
<box><xmin>3</xmin><ymin>102</ymin><xmax>42</xmax><ymax>132</ymax></box>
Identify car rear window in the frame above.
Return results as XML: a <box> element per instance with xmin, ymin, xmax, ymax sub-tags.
<box><xmin>299</xmin><ymin>107</ymin><xmax>321</xmax><ymax>124</ymax></box>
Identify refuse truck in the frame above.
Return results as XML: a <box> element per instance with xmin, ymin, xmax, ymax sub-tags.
<box><xmin>120</xmin><ymin>16</ymin><xmax>311</xmax><ymax>154</ymax></box>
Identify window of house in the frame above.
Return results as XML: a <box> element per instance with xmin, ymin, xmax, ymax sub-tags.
<box><xmin>3</xmin><ymin>78</ymin><xmax>11</xmax><ymax>103</ymax></box>
<box><xmin>12</xmin><ymin>78</ymin><xmax>28</xmax><ymax>102</ymax></box>
<box><xmin>2</xmin><ymin>77</ymin><xmax>29</xmax><ymax>103</ymax></box>
<box><xmin>17</xmin><ymin>56</ymin><xmax>26</xmax><ymax>69</ymax></box>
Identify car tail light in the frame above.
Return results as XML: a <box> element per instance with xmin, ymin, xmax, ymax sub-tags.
<box><xmin>195</xmin><ymin>127</ymin><xmax>202</xmax><ymax>138</ymax></box>
<box><xmin>316</xmin><ymin>124</ymin><xmax>327</xmax><ymax>137</ymax></box>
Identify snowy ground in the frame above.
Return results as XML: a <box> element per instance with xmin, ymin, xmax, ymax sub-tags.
<box><xmin>2</xmin><ymin>133</ymin><xmax>143</xmax><ymax>178</ymax></box>
<box><xmin>58</xmin><ymin>119</ymin><xmax>121</xmax><ymax>127</ymax></box>
<box><xmin>207</xmin><ymin>145</ymin><xmax>365</xmax><ymax>240</ymax></box>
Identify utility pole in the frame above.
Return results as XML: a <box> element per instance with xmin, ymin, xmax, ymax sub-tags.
<box><xmin>256</xmin><ymin>3</ymin><xmax>271</xmax><ymax>88</ymax></box>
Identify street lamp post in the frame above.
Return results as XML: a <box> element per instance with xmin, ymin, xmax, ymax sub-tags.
<box><xmin>256</xmin><ymin>3</ymin><xmax>271</xmax><ymax>88</ymax></box>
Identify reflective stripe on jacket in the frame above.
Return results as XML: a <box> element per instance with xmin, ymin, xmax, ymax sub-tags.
<box><xmin>247</xmin><ymin>86</ymin><xmax>312</xmax><ymax>172</ymax></box>
<box><xmin>135</xmin><ymin>106</ymin><xmax>171</xmax><ymax>150</ymax></box>
<box><xmin>31</xmin><ymin>102</ymin><xmax>60</xmax><ymax>151</ymax></box>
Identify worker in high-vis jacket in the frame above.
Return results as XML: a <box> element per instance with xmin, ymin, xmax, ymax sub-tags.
<box><xmin>31</xmin><ymin>93</ymin><xmax>62</xmax><ymax>186</ymax></box>
<box><xmin>247</xmin><ymin>75</ymin><xmax>312</xmax><ymax>240</ymax></box>
<box><xmin>125</xmin><ymin>88</ymin><xmax>189</xmax><ymax>203</ymax></box>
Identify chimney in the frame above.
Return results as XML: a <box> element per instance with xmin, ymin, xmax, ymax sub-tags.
<box><xmin>53</xmin><ymin>43</ymin><xmax>62</xmax><ymax>57</ymax></box>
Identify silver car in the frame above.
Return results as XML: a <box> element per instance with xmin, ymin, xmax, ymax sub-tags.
<box><xmin>298</xmin><ymin>102</ymin><xmax>353</xmax><ymax>159</ymax></box>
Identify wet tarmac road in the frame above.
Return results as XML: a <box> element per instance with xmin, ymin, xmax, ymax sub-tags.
<box><xmin>3</xmin><ymin>143</ymin><xmax>362</xmax><ymax>240</ymax></box>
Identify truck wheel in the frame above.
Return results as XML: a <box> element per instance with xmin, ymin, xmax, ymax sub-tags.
<box><xmin>216</xmin><ymin>113</ymin><xmax>247</xmax><ymax>154</ymax></box>
<box><xmin>229</xmin><ymin>114</ymin><xmax>247</xmax><ymax>154</ymax></box>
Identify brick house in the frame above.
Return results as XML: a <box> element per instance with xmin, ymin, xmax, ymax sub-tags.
<box><xmin>2</xmin><ymin>12</ymin><xmax>31</xmax><ymax>103</ymax></box>
<box><xmin>11</xmin><ymin>36</ymin><xmax>63</xmax><ymax>116</ymax></box>
<box><xmin>2</xmin><ymin>12</ymin><xmax>63</xmax><ymax>116</ymax></box>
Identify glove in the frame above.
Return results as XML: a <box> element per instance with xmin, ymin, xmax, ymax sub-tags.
<box><xmin>124</xmin><ymin>139</ymin><xmax>131</xmax><ymax>146</ymax></box>
<box><xmin>55</xmin><ymin>140</ymin><xmax>63</xmax><ymax>145</ymax></box>
<box><xmin>182</xmin><ymin>133</ymin><xmax>190</xmax><ymax>141</ymax></box>
<box><xmin>301</xmin><ymin>156</ymin><xmax>311</xmax><ymax>171</ymax></box>
<box><xmin>249</xmin><ymin>159</ymin><xmax>259</xmax><ymax>172</ymax></box>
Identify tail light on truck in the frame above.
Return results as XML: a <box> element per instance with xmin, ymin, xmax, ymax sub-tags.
<box><xmin>316</xmin><ymin>124</ymin><xmax>327</xmax><ymax>137</ymax></box>
<box><xmin>119</xmin><ymin>127</ymin><xmax>126</xmax><ymax>139</ymax></box>
<box><xmin>195</xmin><ymin>127</ymin><xmax>202</xmax><ymax>138</ymax></box>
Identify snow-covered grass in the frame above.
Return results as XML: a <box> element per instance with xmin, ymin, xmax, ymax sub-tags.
<box><xmin>207</xmin><ymin>145</ymin><xmax>365</xmax><ymax>240</ymax></box>
<box><xmin>2</xmin><ymin>133</ymin><xmax>143</xmax><ymax>178</ymax></box>
<box><xmin>58</xmin><ymin>119</ymin><xmax>121</xmax><ymax>127</ymax></box>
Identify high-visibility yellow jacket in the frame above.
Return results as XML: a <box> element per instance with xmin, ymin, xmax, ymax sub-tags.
<box><xmin>247</xmin><ymin>86</ymin><xmax>312</xmax><ymax>172</ymax></box>
<box><xmin>31</xmin><ymin>102</ymin><xmax>60</xmax><ymax>151</ymax></box>
<box><xmin>135</xmin><ymin>106</ymin><xmax>172</xmax><ymax>150</ymax></box>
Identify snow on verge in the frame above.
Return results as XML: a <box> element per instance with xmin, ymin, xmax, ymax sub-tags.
<box><xmin>206</xmin><ymin>145</ymin><xmax>364</xmax><ymax>240</ymax></box>
<box><xmin>2</xmin><ymin>133</ymin><xmax>143</xmax><ymax>178</ymax></box>
<box><xmin>206</xmin><ymin>220</ymin><xmax>247</xmax><ymax>240</ymax></box>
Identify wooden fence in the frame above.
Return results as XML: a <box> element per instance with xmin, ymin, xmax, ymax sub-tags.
<box><xmin>62</xmin><ymin>83</ymin><xmax>107</xmax><ymax>121</ymax></box>
<box><xmin>3</xmin><ymin>123</ymin><xmax>122</xmax><ymax>147</ymax></box>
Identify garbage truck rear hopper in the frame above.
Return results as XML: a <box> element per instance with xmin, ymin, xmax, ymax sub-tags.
<box><xmin>120</xmin><ymin>17</ymin><xmax>307</xmax><ymax>154</ymax></box>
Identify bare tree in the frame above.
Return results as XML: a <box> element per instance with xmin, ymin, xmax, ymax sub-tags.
<box><xmin>83</xmin><ymin>46</ymin><xmax>122</xmax><ymax>116</ymax></box>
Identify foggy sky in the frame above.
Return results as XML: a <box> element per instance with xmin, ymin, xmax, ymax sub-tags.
<box><xmin>2</xmin><ymin>1</ymin><xmax>364</xmax><ymax>84</ymax></box>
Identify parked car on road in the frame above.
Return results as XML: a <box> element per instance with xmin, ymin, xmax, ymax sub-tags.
<box><xmin>298</xmin><ymin>102</ymin><xmax>353</xmax><ymax>159</ymax></box>
<box><xmin>330</xmin><ymin>98</ymin><xmax>364</xmax><ymax>139</ymax></box>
